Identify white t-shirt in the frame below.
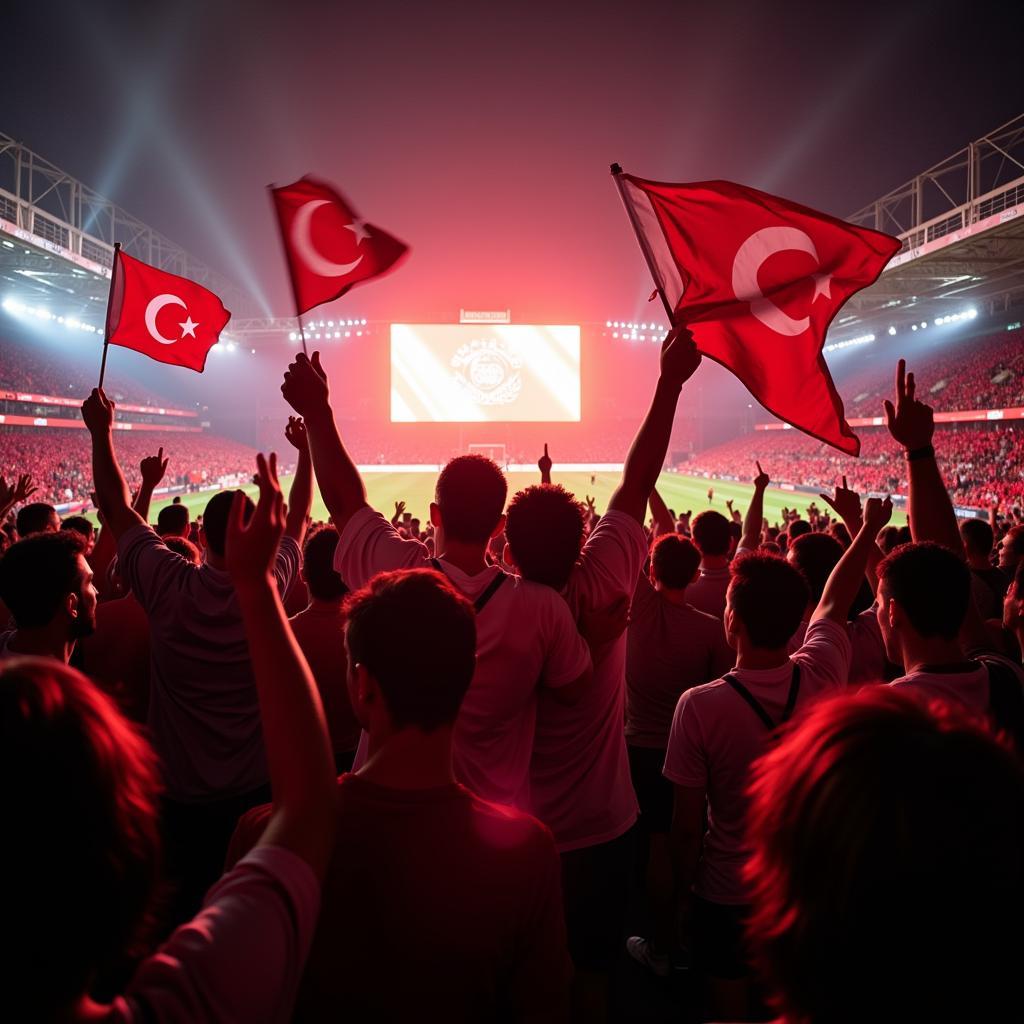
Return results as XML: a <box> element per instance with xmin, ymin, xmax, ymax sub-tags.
<box><xmin>663</xmin><ymin>617</ymin><xmax>852</xmax><ymax>905</ymax></box>
<box><xmin>110</xmin><ymin>846</ymin><xmax>320</xmax><ymax>1023</ymax></box>
<box><xmin>890</xmin><ymin>651</ymin><xmax>1024</xmax><ymax>714</ymax></box>
<box><xmin>530</xmin><ymin>511</ymin><xmax>648</xmax><ymax>852</ymax></box>
<box><xmin>335</xmin><ymin>507</ymin><xmax>591</xmax><ymax>810</ymax></box>
<box><xmin>788</xmin><ymin>606</ymin><xmax>888</xmax><ymax>685</ymax></box>
<box><xmin>684</xmin><ymin>564</ymin><xmax>731</xmax><ymax>619</ymax></box>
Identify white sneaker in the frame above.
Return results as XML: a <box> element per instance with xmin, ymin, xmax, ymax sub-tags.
<box><xmin>625</xmin><ymin>935</ymin><xmax>671</xmax><ymax>978</ymax></box>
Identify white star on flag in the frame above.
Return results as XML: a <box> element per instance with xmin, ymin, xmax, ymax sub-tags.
<box><xmin>346</xmin><ymin>219</ymin><xmax>372</xmax><ymax>244</ymax></box>
<box><xmin>179</xmin><ymin>315</ymin><xmax>200</xmax><ymax>338</ymax></box>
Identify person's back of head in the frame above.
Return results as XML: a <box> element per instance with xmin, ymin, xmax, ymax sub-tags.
<box><xmin>433</xmin><ymin>455</ymin><xmax>507</xmax><ymax>546</ymax></box>
<box><xmin>691</xmin><ymin>510</ymin><xmax>731</xmax><ymax>559</ymax></box>
<box><xmin>788</xmin><ymin>533</ymin><xmax>843</xmax><ymax>606</ymax></box>
<box><xmin>16</xmin><ymin>501</ymin><xmax>59</xmax><ymax>537</ymax></box>
<box><xmin>302</xmin><ymin>526</ymin><xmax>348</xmax><ymax>602</ymax></box>
<box><xmin>650</xmin><ymin>533</ymin><xmax>701</xmax><ymax>591</ymax></box>
<box><xmin>201</xmin><ymin>490</ymin><xmax>253</xmax><ymax>557</ymax></box>
<box><xmin>344</xmin><ymin>569</ymin><xmax>476</xmax><ymax>733</ymax></box>
<box><xmin>157</xmin><ymin>502</ymin><xmax>191</xmax><ymax>538</ymax></box>
<box><xmin>787</xmin><ymin>519</ymin><xmax>811</xmax><ymax>540</ymax></box>
<box><xmin>60</xmin><ymin>515</ymin><xmax>95</xmax><ymax>548</ymax></box>
<box><xmin>504</xmin><ymin>484</ymin><xmax>585</xmax><ymax>590</ymax></box>
<box><xmin>0</xmin><ymin>531</ymin><xmax>96</xmax><ymax>635</ymax></box>
<box><xmin>960</xmin><ymin>517</ymin><xmax>994</xmax><ymax>562</ymax></box>
<box><xmin>726</xmin><ymin>552</ymin><xmax>810</xmax><ymax>651</ymax></box>
<box><xmin>1</xmin><ymin>657</ymin><xmax>161</xmax><ymax>1019</ymax></box>
<box><xmin>876</xmin><ymin>542</ymin><xmax>970</xmax><ymax>658</ymax></box>
<box><xmin>999</xmin><ymin>524</ymin><xmax>1024</xmax><ymax>573</ymax></box>
<box><xmin>745</xmin><ymin>687</ymin><xmax>1024</xmax><ymax>1023</ymax></box>
<box><xmin>163</xmin><ymin>536</ymin><xmax>201</xmax><ymax>564</ymax></box>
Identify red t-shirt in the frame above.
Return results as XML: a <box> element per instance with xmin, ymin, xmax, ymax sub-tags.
<box><xmin>228</xmin><ymin>775</ymin><xmax>571</xmax><ymax>1022</ymax></box>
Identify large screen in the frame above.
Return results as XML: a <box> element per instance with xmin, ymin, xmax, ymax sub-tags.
<box><xmin>390</xmin><ymin>324</ymin><xmax>581</xmax><ymax>422</ymax></box>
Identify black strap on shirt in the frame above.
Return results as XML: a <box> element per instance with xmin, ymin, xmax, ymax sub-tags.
<box><xmin>430</xmin><ymin>558</ymin><xmax>508</xmax><ymax>613</ymax></box>
<box><xmin>723</xmin><ymin>663</ymin><xmax>802</xmax><ymax>731</ymax></box>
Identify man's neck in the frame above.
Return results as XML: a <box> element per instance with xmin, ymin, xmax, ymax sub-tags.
<box><xmin>435</xmin><ymin>539</ymin><xmax>490</xmax><ymax>577</ymax></box>
<box><xmin>359</xmin><ymin>726</ymin><xmax>456</xmax><ymax>790</ymax></box>
<box><xmin>735</xmin><ymin>642</ymin><xmax>791</xmax><ymax>671</ymax></box>
<box><xmin>204</xmin><ymin>551</ymin><xmax>227</xmax><ymax>571</ymax></box>
<box><xmin>658</xmin><ymin>586</ymin><xmax>690</xmax><ymax>607</ymax></box>
<box><xmin>966</xmin><ymin>553</ymin><xmax>990</xmax><ymax>571</ymax></box>
<box><xmin>700</xmin><ymin>555</ymin><xmax>730</xmax><ymax>571</ymax></box>
<box><xmin>900</xmin><ymin>634</ymin><xmax>970</xmax><ymax>676</ymax></box>
<box><xmin>6</xmin><ymin>627</ymin><xmax>74</xmax><ymax>664</ymax></box>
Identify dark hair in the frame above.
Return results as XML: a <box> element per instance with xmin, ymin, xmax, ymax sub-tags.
<box><xmin>343</xmin><ymin>569</ymin><xmax>476</xmax><ymax>732</ymax></box>
<box><xmin>434</xmin><ymin>455</ymin><xmax>507</xmax><ymax>545</ymax></box>
<box><xmin>504</xmin><ymin>484</ymin><xmax>585</xmax><ymax>590</ymax></box>
<box><xmin>16</xmin><ymin>502</ymin><xmax>59</xmax><ymax>536</ymax></box>
<box><xmin>877</xmin><ymin>525</ymin><xmax>901</xmax><ymax>554</ymax></box>
<box><xmin>728</xmin><ymin>553</ymin><xmax>810</xmax><ymax>649</ymax></box>
<box><xmin>789</xmin><ymin>533</ymin><xmax>843</xmax><ymax>604</ymax></box>
<box><xmin>745</xmin><ymin>687</ymin><xmax>1024</xmax><ymax>1024</ymax></box>
<box><xmin>157</xmin><ymin>503</ymin><xmax>190</xmax><ymax>537</ymax></box>
<box><xmin>650</xmin><ymin>534</ymin><xmax>701</xmax><ymax>590</ymax></box>
<box><xmin>163</xmin><ymin>536</ymin><xmax>201</xmax><ymax>564</ymax></box>
<box><xmin>691</xmin><ymin>510</ymin><xmax>731</xmax><ymax>557</ymax></box>
<box><xmin>788</xmin><ymin>519</ymin><xmax>811</xmax><ymax>540</ymax></box>
<box><xmin>1004</xmin><ymin>525</ymin><xmax>1024</xmax><ymax>561</ymax></box>
<box><xmin>2</xmin><ymin>658</ymin><xmax>162</xmax><ymax>1017</ymax></box>
<box><xmin>60</xmin><ymin>515</ymin><xmax>94</xmax><ymax>541</ymax></box>
<box><xmin>303</xmin><ymin>526</ymin><xmax>348</xmax><ymax>602</ymax></box>
<box><xmin>960</xmin><ymin>517</ymin><xmax>994</xmax><ymax>558</ymax></box>
<box><xmin>878</xmin><ymin>541</ymin><xmax>970</xmax><ymax>640</ymax></box>
<box><xmin>202</xmin><ymin>490</ymin><xmax>252</xmax><ymax>556</ymax></box>
<box><xmin>0</xmin><ymin>532</ymin><xmax>88</xmax><ymax>628</ymax></box>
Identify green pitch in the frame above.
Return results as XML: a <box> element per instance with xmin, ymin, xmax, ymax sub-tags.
<box><xmin>130</xmin><ymin>471</ymin><xmax>872</xmax><ymax>530</ymax></box>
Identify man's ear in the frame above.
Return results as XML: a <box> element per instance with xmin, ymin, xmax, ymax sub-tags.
<box><xmin>490</xmin><ymin>513</ymin><xmax>507</xmax><ymax>540</ymax></box>
<box><xmin>197</xmin><ymin>526</ymin><xmax>209</xmax><ymax>550</ymax></box>
<box><xmin>429</xmin><ymin>502</ymin><xmax>442</xmax><ymax>529</ymax></box>
<box><xmin>502</xmin><ymin>543</ymin><xmax>516</xmax><ymax>569</ymax></box>
<box><xmin>887</xmin><ymin>597</ymin><xmax>903</xmax><ymax>631</ymax></box>
<box><xmin>64</xmin><ymin>591</ymin><xmax>79</xmax><ymax>621</ymax></box>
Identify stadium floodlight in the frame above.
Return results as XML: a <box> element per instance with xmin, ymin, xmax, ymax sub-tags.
<box><xmin>361</xmin><ymin>319</ymin><xmax>367</xmax><ymax>325</ymax></box>
<box><xmin>289</xmin><ymin>332</ymin><xmax>297</xmax><ymax>341</ymax></box>
<box><xmin>912</xmin><ymin>324</ymin><xmax>918</xmax><ymax>331</ymax></box>
<box><xmin>934</xmin><ymin>319</ymin><xmax>943</xmax><ymax>327</ymax></box>
<box><xmin>606</xmin><ymin>320</ymin><xmax>612</xmax><ymax>328</ymax></box>
<box><xmin>250</xmin><ymin>348</ymin><xmax>256</xmax><ymax>355</ymax></box>
<box><xmin>920</xmin><ymin>322</ymin><xmax>927</xmax><ymax>328</ymax></box>
<box><xmin>888</xmin><ymin>325</ymin><xmax>896</xmax><ymax>335</ymax></box>
<box><xmin>226</xmin><ymin>341</ymin><xmax>236</xmax><ymax>352</ymax></box>
<box><xmin>967</xmin><ymin>308</ymin><xmax>978</xmax><ymax>319</ymax></box>
<box><xmin>345</xmin><ymin>331</ymin><xmax>351</xmax><ymax>337</ymax></box>
<box><xmin>612</xmin><ymin>332</ymin><xmax>618</xmax><ymax>338</ymax></box>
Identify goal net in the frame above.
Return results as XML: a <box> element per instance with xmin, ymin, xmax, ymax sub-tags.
<box><xmin>467</xmin><ymin>443</ymin><xmax>507</xmax><ymax>466</ymax></box>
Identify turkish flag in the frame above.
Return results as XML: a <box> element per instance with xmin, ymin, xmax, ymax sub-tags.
<box><xmin>271</xmin><ymin>177</ymin><xmax>408</xmax><ymax>316</ymax></box>
<box><xmin>617</xmin><ymin>174</ymin><xmax>900</xmax><ymax>455</ymax></box>
<box><xmin>105</xmin><ymin>250</ymin><xmax>231</xmax><ymax>372</ymax></box>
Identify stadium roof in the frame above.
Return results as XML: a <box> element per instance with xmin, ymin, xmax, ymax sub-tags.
<box><xmin>834</xmin><ymin>112</ymin><xmax>1024</xmax><ymax>337</ymax></box>
<box><xmin>0</xmin><ymin>132</ymin><xmax>255</xmax><ymax>327</ymax></box>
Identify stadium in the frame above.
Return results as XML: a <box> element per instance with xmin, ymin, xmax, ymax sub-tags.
<box><xmin>2</xmin><ymin>115</ymin><xmax>1023</xmax><ymax>524</ymax></box>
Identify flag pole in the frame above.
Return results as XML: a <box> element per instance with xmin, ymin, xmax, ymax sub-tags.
<box><xmin>98</xmin><ymin>241</ymin><xmax>121</xmax><ymax>389</ymax></box>
<box><xmin>610</xmin><ymin>164</ymin><xmax>677</xmax><ymax>326</ymax></box>
<box><xmin>268</xmin><ymin>184</ymin><xmax>309</xmax><ymax>356</ymax></box>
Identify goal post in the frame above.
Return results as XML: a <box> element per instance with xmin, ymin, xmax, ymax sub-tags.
<box><xmin>467</xmin><ymin>442</ymin><xmax>507</xmax><ymax>466</ymax></box>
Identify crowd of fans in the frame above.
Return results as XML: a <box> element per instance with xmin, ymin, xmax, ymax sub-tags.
<box><xmin>686</xmin><ymin>422</ymin><xmax>1024</xmax><ymax>508</ymax></box>
<box><xmin>0</xmin><ymin>427</ymin><xmax>256</xmax><ymax>506</ymax></box>
<box><xmin>0</xmin><ymin>336</ymin><xmax>1022</xmax><ymax>1023</ymax></box>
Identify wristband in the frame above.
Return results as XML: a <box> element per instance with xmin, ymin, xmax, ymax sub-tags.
<box><xmin>905</xmin><ymin>444</ymin><xmax>934</xmax><ymax>462</ymax></box>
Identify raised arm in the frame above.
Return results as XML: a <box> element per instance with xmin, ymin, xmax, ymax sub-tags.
<box><xmin>608</xmin><ymin>327</ymin><xmax>701</xmax><ymax>524</ymax></box>
<box><xmin>648</xmin><ymin>487</ymin><xmax>676</xmax><ymax>537</ymax></box>
<box><xmin>281</xmin><ymin>351</ymin><xmax>368</xmax><ymax>533</ymax></box>
<box><xmin>0</xmin><ymin>474</ymin><xmax>37</xmax><ymax>523</ymax></box>
<box><xmin>812</xmin><ymin>497</ymin><xmax>893</xmax><ymax>624</ymax></box>
<box><xmin>819</xmin><ymin>476</ymin><xmax>884</xmax><ymax>594</ymax></box>
<box><xmin>81</xmin><ymin>389</ymin><xmax>145</xmax><ymax>540</ymax></box>
<box><xmin>283</xmin><ymin>416</ymin><xmax>313</xmax><ymax>545</ymax></box>
<box><xmin>740</xmin><ymin>462</ymin><xmax>769</xmax><ymax>552</ymax></box>
<box><xmin>133</xmin><ymin>447</ymin><xmax>169</xmax><ymax>524</ymax></box>
<box><xmin>538</xmin><ymin>443</ymin><xmax>552</xmax><ymax>485</ymax></box>
<box><xmin>884</xmin><ymin>359</ymin><xmax>962</xmax><ymax>555</ymax></box>
<box><xmin>224</xmin><ymin>452</ymin><xmax>335</xmax><ymax>878</ymax></box>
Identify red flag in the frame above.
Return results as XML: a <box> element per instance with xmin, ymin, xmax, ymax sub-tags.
<box><xmin>271</xmin><ymin>176</ymin><xmax>408</xmax><ymax>316</ymax></box>
<box><xmin>616</xmin><ymin>174</ymin><xmax>900</xmax><ymax>455</ymax></box>
<box><xmin>105</xmin><ymin>250</ymin><xmax>231</xmax><ymax>372</ymax></box>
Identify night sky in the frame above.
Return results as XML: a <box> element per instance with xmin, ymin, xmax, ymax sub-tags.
<box><xmin>4</xmin><ymin>0</ymin><xmax>1022</xmax><ymax>325</ymax></box>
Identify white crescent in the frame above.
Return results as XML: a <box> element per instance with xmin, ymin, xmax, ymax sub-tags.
<box><xmin>292</xmin><ymin>199</ymin><xmax>364</xmax><ymax>278</ymax></box>
<box><xmin>731</xmin><ymin>226</ymin><xmax>827</xmax><ymax>337</ymax></box>
<box><xmin>145</xmin><ymin>293</ymin><xmax>187</xmax><ymax>345</ymax></box>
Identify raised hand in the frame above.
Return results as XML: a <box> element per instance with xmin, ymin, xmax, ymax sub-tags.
<box><xmin>394</xmin><ymin>500</ymin><xmax>406</xmax><ymax>518</ymax></box>
<box><xmin>139</xmin><ymin>447</ymin><xmax>169</xmax><ymax>488</ymax></box>
<box><xmin>226</xmin><ymin>452</ymin><xmax>285</xmax><ymax>589</ymax></box>
<box><xmin>883</xmin><ymin>358</ymin><xmax>934</xmax><ymax>450</ymax></box>
<box><xmin>863</xmin><ymin>495</ymin><xmax>894</xmax><ymax>534</ymax></box>
<box><xmin>753</xmin><ymin>461</ymin><xmax>769</xmax><ymax>490</ymax></box>
<box><xmin>0</xmin><ymin>473</ymin><xmax>37</xmax><ymax>508</ymax></box>
<box><xmin>284</xmin><ymin>415</ymin><xmax>309</xmax><ymax>450</ymax></box>
<box><xmin>81</xmin><ymin>387</ymin><xmax>115</xmax><ymax>434</ymax></box>
<box><xmin>538</xmin><ymin>443</ymin><xmax>552</xmax><ymax>477</ymax></box>
<box><xmin>281</xmin><ymin>351</ymin><xmax>330</xmax><ymax>418</ymax></box>
<box><xmin>818</xmin><ymin>475</ymin><xmax>863</xmax><ymax>527</ymax></box>
<box><xmin>585</xmin><ymin>495</ymin><xmax>597</xmax><ymax>516</ymax></box>
<box><xmin>659</xmin><ymin>325</ymin><xmax>702</xmax><ymax>386</ymax></box>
